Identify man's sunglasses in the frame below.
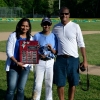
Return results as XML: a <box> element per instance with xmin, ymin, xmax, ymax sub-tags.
<box><xmin>42</xmin><ymin>22</ymin><xmax>51</xmax><ymax>26</ymax></box>
<box><xmin>60</xmin><ymin>13</ymin><xmax>69</xmax><ymax>15</ymax></box>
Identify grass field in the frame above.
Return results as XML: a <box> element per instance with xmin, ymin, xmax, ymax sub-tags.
<box><xmin>0</xmin><ymin>21</ymin><xmax>100</xmax><ymax>32</ymax></box>
<box><xmin>0</xmin><ymin>41</ymin><xmax>6</xmax><ymax>52</ymax></box>
<box><xmin>0</xmin><ymin>21</ymin><xmax>57</xmax><ymax>32</ymax></box>
<box><xmin>0</xmin><ymin>21</ymin><xmax>100</xmax><ymax>100</ymax></box>
<box><xmin>79</xmin><ymin>34</ymin><xmax>100</xmax><ymax>65</ymax></box>
<box><xmin>0</xmin><ymin>60</ymin><xmax>100</xmax><ymax>100</ymax></box>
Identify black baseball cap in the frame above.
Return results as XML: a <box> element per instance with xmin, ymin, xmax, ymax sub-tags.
<box><xmin>41</xmin><ymin>17</ymin><xmax>52</xmax><ymax>24</ymax></box>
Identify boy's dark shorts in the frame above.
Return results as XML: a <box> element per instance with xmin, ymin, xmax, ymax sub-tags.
<box><xmin>53</xmin><ymin>56</ymin><xmax>79</xmax><ymax>87</ymax></box>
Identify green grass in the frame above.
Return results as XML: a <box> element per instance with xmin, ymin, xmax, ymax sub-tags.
<box><xmin>76</xmin><ymin>22</ymin><xmax>100</xmax><ymax>31</ymax></box>
<box><xmin>79</xmin><ymin>34</ymin><xmax>100</xmax><ymax>65</ymax></box>
<box><xmin>0</xmin><ymin>21</ymin><xmax>100</xmax><ymax>32</ymax></box>
<box><xmin>0</xmin><ymin>60</ymin><xmax>100</xmax><ymax>100</ymax></box>
<box><xmin>0</xmin><ymin>21</ymin><xmax>17</xmax><ymax>32</ymax></box>
<box><xmin>0</xmin><ymin>41</ymin><xmax>6</xmax><ymax>52</ymax></box>
<box><xmin>0</xmin><ymin>21</ymin><xmax>59</xmax><ymax>32</ymax></box>
<box><xmin>84</xmin><ymin>34</ymin><xmax>100</xmax><ymax>65</ymax></box>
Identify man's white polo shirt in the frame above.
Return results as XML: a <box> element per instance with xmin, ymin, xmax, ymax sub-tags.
<box><xmin>52</xmin><ymin>21</ymin><xmax>85</xmax><ymax>58</ymax></box>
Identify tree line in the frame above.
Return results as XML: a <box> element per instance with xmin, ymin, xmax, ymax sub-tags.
<box><xmin>0</xmin><ymin>0</ymin><xmax>100</xmax><ymax>18</ymax></box>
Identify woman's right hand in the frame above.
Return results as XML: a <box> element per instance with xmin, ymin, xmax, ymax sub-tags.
<box><xmin>17</xmin><ymin>62</ymin><xmax>24</xmax><ymax>69</ymax></box>
<box><xmin>10</xmin><ymin>56</ymin><xmax>25</xmax><ymax>69</ymax></box>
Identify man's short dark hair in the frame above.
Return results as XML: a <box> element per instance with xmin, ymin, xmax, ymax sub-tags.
<box><xmin>59</xmin><ymin>7</ymin><xmax>70</xmax><ymax>13</ymax></box>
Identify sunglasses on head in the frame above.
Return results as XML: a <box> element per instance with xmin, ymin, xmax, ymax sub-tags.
<box><xmin>60</xmin><ymin>13</ymin><xmax>69</xmax><ymax>15</ymax></box>
<box><xmin>42</xmin><ymin>22</ymin><xmax>51</xmax><ymax>26</ymax></box>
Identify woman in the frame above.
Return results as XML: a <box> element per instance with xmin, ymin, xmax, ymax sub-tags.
<box><xmin>5</xmin><ymin>18</ymin><xmax>33</xmax><ymax>100</ymax></box>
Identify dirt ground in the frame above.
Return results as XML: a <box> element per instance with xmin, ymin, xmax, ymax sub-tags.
<box><xmin>0</xmin><ymin>31</ymin><xmax>37</xmax><ymax>41</ymax></box>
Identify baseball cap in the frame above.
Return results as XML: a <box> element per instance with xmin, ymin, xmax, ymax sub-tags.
<box><xmin>41</xmin><ymin>17</ymin><xmax>52</xmax><ymax>24</ymax></box>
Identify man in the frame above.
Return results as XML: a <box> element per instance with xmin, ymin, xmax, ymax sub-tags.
<box><xmin>52</xmin><ymin>7</ymin><xmax>88</xmax><ymax>100</ymax></box>
<box><xmin>32</xmin><ymin>17</ymin><xmax>57</xmax><ymax>100</ymax></box>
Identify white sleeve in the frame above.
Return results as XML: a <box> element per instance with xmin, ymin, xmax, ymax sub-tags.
<box><xmin>6</xmin><ymin>34</ymin><xmax>15</xmax><ymax>58</ymax></box>
<box><xmin>76</xmin><ymin>24</ymin><xmax>85</xmax><ymax>48</ymax></box>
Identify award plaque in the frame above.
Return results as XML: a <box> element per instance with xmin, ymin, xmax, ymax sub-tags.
<box><xmin>19</xmin><ymin>40</ymin><xmax>39</xmax><ymax>64</ymax></box>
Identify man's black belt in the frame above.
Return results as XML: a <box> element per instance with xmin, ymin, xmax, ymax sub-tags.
<box><xmin>40</xmin><ymin>57</ymin><xmax>52</xmax><ymax>61</ymax></box>
<box><xmin>58</xmin><ymin>54</ymin><xmax>71</xmax><ymax>58</ymax></box>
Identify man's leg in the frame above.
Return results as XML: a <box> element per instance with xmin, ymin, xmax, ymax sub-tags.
<box><xmin>53</xmin><ymin>56</ymin><xmax>67</xmax><ymax>100</ymax></box>
<box><xmin>68</xmin><ymin>86</ymin><xmax>75</xmax><ymax>100</ymax></box>
<box><xmin>57</xmin><ymin>86</ymin><xmax>64</xmax><ymax>100</ymax></box>
<box><xmin>67</xmin><ymin>57</ymin><xmax>79</xmax><ymax>100</ymax></box>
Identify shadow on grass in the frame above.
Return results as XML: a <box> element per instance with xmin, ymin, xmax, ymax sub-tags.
<box><xmin>0</xmin><ymin>89</ymin><xmax>31</xmax><ymax>100</ymax></box>
<box><xmin>14</xmin><ymin>96</ymin><xmax>31</xmax><ymax>100</ymax></box>
<box><xmin>0</xmin><ymin>89</ymin><xmax>6</xmax><ymax>100</ymax></box>
<box><xmin>96</xmin><ymin>64</ymin><xmax>100</xmax><ymax>66</ymax></box>
<box><xmin>14</xmin><ymin>94</ymin><xmax>31</xmax><ymax>100</ymax></box>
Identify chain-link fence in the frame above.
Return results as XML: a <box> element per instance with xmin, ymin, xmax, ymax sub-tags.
<box><xmin>0</xmin><ymin>7</ymin><xmax>23</xmax><ymax>18</ymax></box>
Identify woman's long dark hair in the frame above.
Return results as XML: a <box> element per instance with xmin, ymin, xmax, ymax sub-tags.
<box><xmin>15</xmin><ymin>18</ymin><xmax>31</xmax><ymax>40</ymax></box>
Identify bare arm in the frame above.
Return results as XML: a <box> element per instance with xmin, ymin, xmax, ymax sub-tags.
<box><xmin>47</xmin><ymin>44</ymin><xmax>57</xmax><ymax>54</ymax></box>
<box><xmin>80</xmin><ymin>47</ymin><xmax>88</xmax><ymax>68</ymax></box>
<box><xmin>10</xmin><ymin>56</ymin><xmax>24</xmax><ymax>68</ymax></box>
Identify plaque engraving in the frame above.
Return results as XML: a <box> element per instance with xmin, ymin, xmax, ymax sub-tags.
<box><xmin>19</xmin><ymin>40</ymin><xmax>39</xmax><ymax>64</ymax></box>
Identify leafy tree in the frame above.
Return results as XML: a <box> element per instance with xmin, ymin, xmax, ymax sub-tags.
<box><xmin>0</xmin><ymin>0</ymin><xmax>7</xmax><ymax>6</ymax></box>
<box><xmin>53</xmin><ymin>0</ymin><xmax>60</xmax><ymax>16</ymax></box>
<box><xmin>1</xmin><ymin>0</ymin><xmax>100</xmax><ymax>18</ymax></box>
<box><xmin>33</xmin><ymin>0</ymin><xmax>54</xmax><ymax>17</ymax></box>
<box><xmin>77</xmin><ymin>0</ymin><xmax>99</xmax><ymax>18</ymax></box>
<box><xmin>18</xmin><ymin>0</ymin><xmax>33</xmax><ymax>17</ymax></box>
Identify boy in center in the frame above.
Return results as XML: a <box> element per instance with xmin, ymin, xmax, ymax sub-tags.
<box><xmin>32</xmin><ymin>17</ymin><xmax>58</xmax><ymax>100</ymax></box>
